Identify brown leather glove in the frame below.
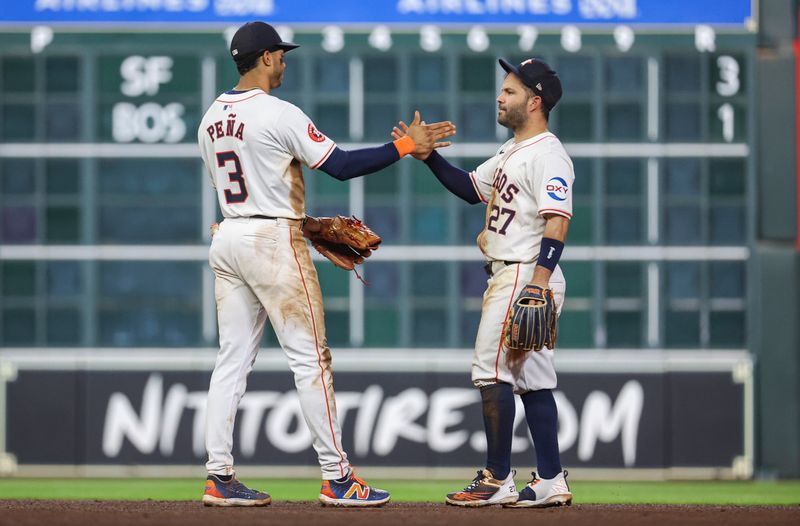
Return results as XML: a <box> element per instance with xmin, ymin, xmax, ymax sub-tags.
<box><xmin>302</xmin><ymin>215</ymin><xmax>381</xmax><ymax>271</ymax></box>
<box><xmin>504</xmin><ymin>284</ymin><xmax>558</xmax><ymax>353</ymax></box>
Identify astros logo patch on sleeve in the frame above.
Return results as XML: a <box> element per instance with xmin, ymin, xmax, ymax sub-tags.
<box><xmin>308</xmin><ymin>123</ymin><xmax>326</xmax><ymax>143</ymax></box>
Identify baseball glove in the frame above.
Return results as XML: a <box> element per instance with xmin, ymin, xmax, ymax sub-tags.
<box><xmin>302</xmin><ymin>215</ymin><xmax>381</xmax><ymax>271</ymax></box>
<box><xmin>504</xmin><ymin>284</ymin><xmax>558</xmax><ymax>353</ymax></box>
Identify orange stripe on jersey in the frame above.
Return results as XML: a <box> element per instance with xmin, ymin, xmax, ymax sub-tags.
<box><xmin>498</xmin><ymin>134</ymin><xmax>555</xmax><ymax>172</ymax></box>
<box><xmin>310</xmin><ymin>142</ymin><xmax>337</xmax><ymax>170</ymax></box>
<box><xmin>215</xmin><ymin>92</ymin><xmax>266</xmax><ymax>104</ymax></box>
<box><xmin>539</xmin><ymin>208</ymin><xmax>572</xmax><ymax>218</ymax></box>
<box><xmin>469</xmin><ymin>171</ymin><xmax>488</xmax><ymax>203</ymax></box>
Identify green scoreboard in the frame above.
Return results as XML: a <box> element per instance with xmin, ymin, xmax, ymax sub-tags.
<box><xmin>0</xmin><ymin>27</ymin><xmax>754</xmax><ymax>144</ymax></box>
<box><xmin>0</xmin><ymin>2</ymin><xmax>757</xmax><ymax>353</ymax></box>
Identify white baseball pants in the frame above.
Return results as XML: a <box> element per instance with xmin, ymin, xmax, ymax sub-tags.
<box><xmin>206</xmin><ymin>217</ymin><xmax>350</xmax><ymax>479</ymax></box>
<box><xmin>472</xmin><ymin>261</ymin><xmax>566</xmax><ymax>394</ymax></box>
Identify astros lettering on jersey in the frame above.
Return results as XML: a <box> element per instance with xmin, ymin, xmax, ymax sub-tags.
<box><xmin>469</xmin><ymin>131</ymin><xmax>574</xmax><ymax>263</ymax></box>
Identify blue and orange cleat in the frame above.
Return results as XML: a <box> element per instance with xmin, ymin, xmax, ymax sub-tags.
<box><xmin>319</xmin><ymin>469</ymin><xmax>390</xmax><ymax>507</ymax></box>
<box><xmin>202</xmin><ymin>474</ymin><xmax>271</xmax><ymax>507</ymax></box>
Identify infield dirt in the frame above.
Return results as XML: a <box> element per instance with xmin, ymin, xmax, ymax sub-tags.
<box><xmin>1</xmin><ymin>500</ymin><xmax>799</xmax><ymax>526</ymax></box>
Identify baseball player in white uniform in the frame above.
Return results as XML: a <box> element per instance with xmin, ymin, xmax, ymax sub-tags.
<box><xmin>393</xmin><ymin>58</ymin><xmax>574</xmax><ymax>508</ymax></box>
<box><xmin>198</xmin><ymin>21</ymin><xmax>454</xmax><ymax>507</ymax></box>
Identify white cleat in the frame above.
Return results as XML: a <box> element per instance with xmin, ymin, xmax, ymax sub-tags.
<box><xmin>504</xmin><ymin>470</ymin><xmax>573</xmax><ymax>508</ymax></box>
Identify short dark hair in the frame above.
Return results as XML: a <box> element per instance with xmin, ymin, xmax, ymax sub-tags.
<box><xmin>521</xmin><ymin>83</ymin><xmax>549</xmax><ymax>122</ymax></box>
<box><xmin>235</xmin><ymin>50</ymin><xmax>264</xmax><ymax>75</ymax></box>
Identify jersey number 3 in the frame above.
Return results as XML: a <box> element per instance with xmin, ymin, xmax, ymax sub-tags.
<box><xmin>217</xmin><ymin>151</ymin><xmax>248</xmax><ymax>204</ymax></box>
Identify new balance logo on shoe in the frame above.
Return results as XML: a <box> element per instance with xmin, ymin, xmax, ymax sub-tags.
<box><xmin>344</xmin><ymin>482</ymin><xmax>369</xmax><ymax>499</ymax></box>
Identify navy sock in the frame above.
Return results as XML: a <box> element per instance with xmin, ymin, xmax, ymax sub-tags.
<box><xmin>521</xmin><ymin>389</ymin><xmax>562</xmax><ymax>479</ymax></box>
<box><xmin>216</xmin><ymin>474</ymin><xmax>233</xmax><ymax>482</ymax></box>
<box><xmin>334</xmin><ymin>469</ymin><xmax>352</xmax><ymax>483</ymax></box>
<box><xmin>480</xmin><ymin>382</ymin><xmax>515</xmax><ymax>480</ymax></box>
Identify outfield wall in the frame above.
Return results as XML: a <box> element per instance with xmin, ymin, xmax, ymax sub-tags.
<box><xmin>0</xmin><ymin>349</ymin><xmax>753</xmax><ymax>480</ymax></box>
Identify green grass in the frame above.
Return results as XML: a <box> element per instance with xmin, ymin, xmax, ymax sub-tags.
<box><xmin>0</xmin><ymin>479</ymin><xmax>798</xmax><ymax>505</ymax></box>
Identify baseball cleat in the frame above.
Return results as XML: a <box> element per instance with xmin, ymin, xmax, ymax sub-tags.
<box><xmin>202</xmin><ymin>474</ymin><xmax>272</xmax><ymax>507</ymax></box>
<box><xmin>504</xmin><ymin>470</ymin><xmax>572</xmax><ymax>508</ymax></box>
<box><xmin>445</xmin><ymin>469</ymin><xmax>518</xmax><ymax>507</ymax></box>
<box><xmin>318</xmin><ymin>469</ymin><xmax>391</xmax><ymax>507</ymax></box>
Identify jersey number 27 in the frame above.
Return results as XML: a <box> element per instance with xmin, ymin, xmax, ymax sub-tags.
<box><xmin>487</xmin><ymin>205</ymin><xmax>516</xmax><ymax>235</ymax></box>
<box><xmin>217</xmin><ymin>151</ymin><xmax>248</xmax><ymax>204</ymax></box>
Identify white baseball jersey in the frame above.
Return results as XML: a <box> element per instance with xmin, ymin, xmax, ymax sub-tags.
<box><xmin>198</xmin><ymin>88</ymin><xmax>337</xmax><ymax>219</ymax></box>
<box><xmin>470</xmin><ymin>131</ymin><xmax>574</xmax><ymax>262</ymax></box>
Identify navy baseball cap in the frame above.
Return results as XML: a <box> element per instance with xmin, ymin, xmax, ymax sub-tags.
<box><xmin>499</xmin><ymin>58</ymin><xmax>562</xmax><ymax>110</ymax></box>
<box><xmin>230</xmin><ymin>21</ymin><xmax>299</xmax><ymax>62</ymax></box>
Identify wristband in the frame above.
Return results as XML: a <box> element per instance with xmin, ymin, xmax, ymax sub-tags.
<box><xmin>537</xmin><ymin>237</ymin><xmax>564</xmax><ymax>272</ymax></box>
<box><xmin>392</xmin><ymin>135</ymin><xmax>415</xmax><ymax>157</ymax></box>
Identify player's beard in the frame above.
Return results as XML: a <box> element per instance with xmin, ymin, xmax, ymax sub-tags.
<box><xmin>497</xmin><ymin>99</ymin><xmax>528</xmax><ymax>131</ymax></box>
<box><xmin>270</xmin><ymin>70</ymin><xmax>283</xmax><ymax>89</ymax></box>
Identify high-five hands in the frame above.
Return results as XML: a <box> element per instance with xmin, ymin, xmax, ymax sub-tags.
<box><xmin>399</xmin><ymin>111</ymin><xmax>456</xmax><ymax>159</ymax></box>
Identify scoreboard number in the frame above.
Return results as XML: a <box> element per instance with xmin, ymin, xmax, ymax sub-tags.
<box><xmin>467</xmin><ymin>26</ymin><xmax>490</xmax><ymax>52</ymax></box>
<box><xmin>714</xmin><ymin>55</ymin><xmax>741</xmax><ymax>143</ymax></box>
<box><xmin>517</xmin><ymin>26</ymin><xmax>538</xmax><ymax>51</ymax></box>
<box><xmin>613</xmin><ymin>25</ymin><xmax>635</xmax><ymax>52</ymax></box>
<box><xmin>420</xmin><ymin>25</ymin><xmax>442</xmax><ymax>52</ymax></box>
<box><xmin>369</xmin><ymin>25</ymin><xmax>392</xmax><ymax>51</ymax></box>
<box><xmin>716</xmin><ymin>55</ymin><xmax>741</xmax><ymax>97</ymax></box>
<box><xmin>717</xmin><ymin>103</ymin><xmax>735</xmax><ymax>143</ymax></box>
<box><xmin>322</xmin><ymin>26</ymin><xmax>345</xmax><ymax>53</ymax></box>
<box><xmin>561</xmin><ymin>25</ymin><xmax>582</xmax><ymax>53</ymax></box>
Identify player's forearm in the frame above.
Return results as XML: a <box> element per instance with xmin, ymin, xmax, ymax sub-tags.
<box><xmin>542</xmin><ymin>214</ymin><xmax>569</xmax><ymax>243</ymax></box>
<box><xmin>317</xmin><ymin>144</ymin><xmax>402</xmax><ymax>180</ymax></box>
<box><xmin>423</xmin><ymin>151</ymin><xmax>481</xmax><ymax>204</ymax></box>
<box><xmin>531</xmin><ymin>264</ymin><xmax>554</xmax><ymax>287</ymax></box>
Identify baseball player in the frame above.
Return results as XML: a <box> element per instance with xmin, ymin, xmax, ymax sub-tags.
<box><xmin>198</xmin><ymin>21</ymin><xmax>454</xmax><ymax>507</ymax></box>
<box><xmin>393</xmin><ymin>58</ymin><xmax>573</xmax><ymax>508</ymax></box>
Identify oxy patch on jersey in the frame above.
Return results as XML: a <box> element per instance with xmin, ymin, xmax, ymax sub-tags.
<box><xmin>308</xmin><ymin>123</ymin><xmax>326</xmax><ymax>143</ymax></box>
<box><xmin>546</xmin><ymin>176</ymin><xmax>569</xmax><ymax>201</ymax></box>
